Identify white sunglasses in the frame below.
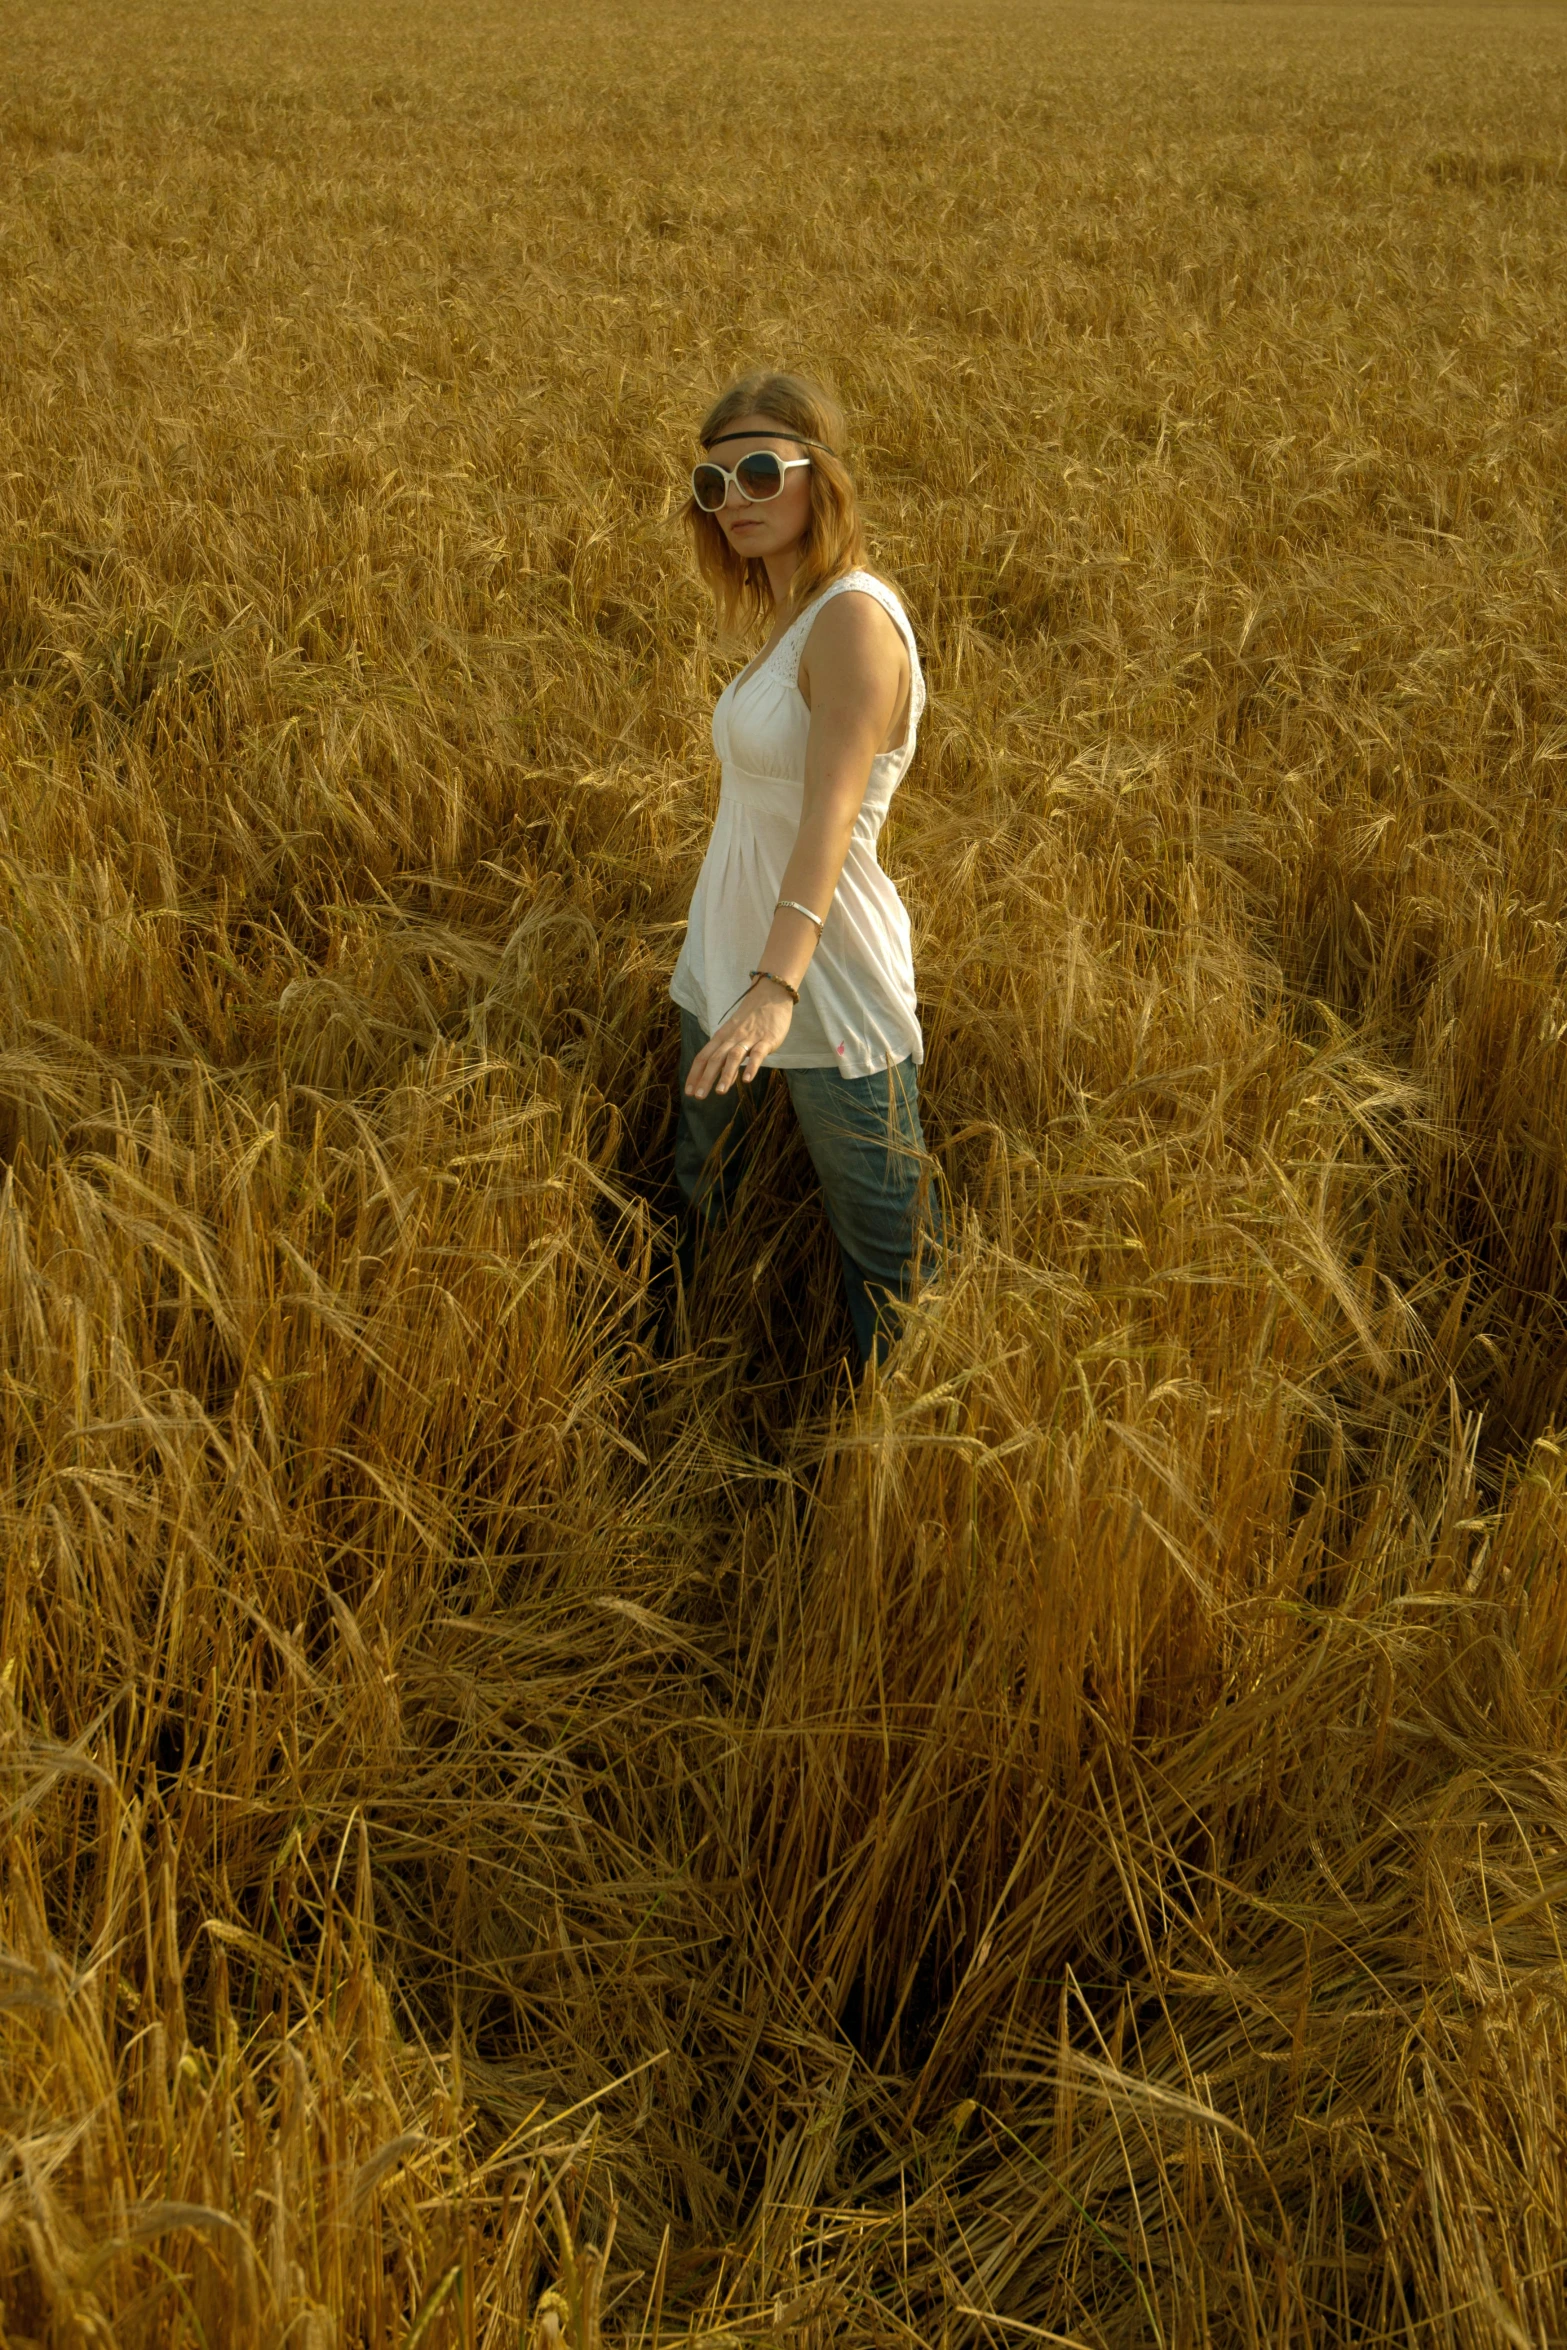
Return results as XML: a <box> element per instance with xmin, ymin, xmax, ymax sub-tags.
<box><xmin>690</xmin><ymin>448</ymin><xmax>812</xmax><ymax>512</ymax></box>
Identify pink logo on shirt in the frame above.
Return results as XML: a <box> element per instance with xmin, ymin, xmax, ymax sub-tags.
<box><xmin>837</xmin><ymin>1043</ymin><xmax>846</xmax><ymax>1055</ymax></box>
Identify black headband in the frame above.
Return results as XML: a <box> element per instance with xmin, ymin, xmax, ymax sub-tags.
<box><xmin>701</xmin><ymin>425</ymin><xmax>827</xmax><ymax>451</ymax></box>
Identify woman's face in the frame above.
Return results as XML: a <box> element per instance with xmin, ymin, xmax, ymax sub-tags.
<box><xmin>704</xmin><ymin>413</ymin><xmax>814</xmax><ymax>568</ymax></box>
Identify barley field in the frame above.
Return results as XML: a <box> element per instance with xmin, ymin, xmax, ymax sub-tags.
<box><xmin>3</xmin><ymin>0</ymin><xmax>1567</xmax><ymax>2341</ymax></box>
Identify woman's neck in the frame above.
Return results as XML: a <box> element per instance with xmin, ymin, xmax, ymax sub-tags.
<box><xmin>762</xmin><ymin>541</ymin><xmax>805</xmax><ymax>611</ymax></box>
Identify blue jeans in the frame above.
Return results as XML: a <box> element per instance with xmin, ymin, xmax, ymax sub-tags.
<box><xmin>674</xmin><ymin>1010</ymin><xmax>941</xmax><ymax>1366</ymax></box>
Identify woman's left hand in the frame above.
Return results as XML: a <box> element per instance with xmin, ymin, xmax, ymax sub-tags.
<box><xmin>685</xmin><ymin>980</ymin><xmax>794</xmax><ymax>1098</ymax></box>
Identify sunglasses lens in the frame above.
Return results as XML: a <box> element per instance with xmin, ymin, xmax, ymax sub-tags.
<box><xmin>692</xmin><ymin>464</ymin><xmax>728</xmax><ymax>511</ymax></box>
<box><xmin>734</xmin><ymin>451</ymin><xmax>785</xmax><ymax>500</ymax></box>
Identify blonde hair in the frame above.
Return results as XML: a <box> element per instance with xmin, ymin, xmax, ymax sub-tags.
<box><xmin>685</xmin><ymin>370</ymin><xmax>867</xmax><ymax>634</ymax></box>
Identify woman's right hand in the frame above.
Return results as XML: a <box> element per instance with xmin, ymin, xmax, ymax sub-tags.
<box><xmin>685</xmin><ymin>979</ymin><xmax>795</xmax><ymax>1098</ymax></box>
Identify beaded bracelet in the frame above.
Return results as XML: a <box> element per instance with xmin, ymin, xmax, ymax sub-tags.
<box><xmin>748</xmin><ymin>968</ymin><xmax>800</xmax><ymax>1005</ymax></box>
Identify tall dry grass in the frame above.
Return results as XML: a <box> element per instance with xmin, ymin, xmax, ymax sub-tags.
<box><xmin>3</xmin><ymin>0</ymin><xmax>1567</xmax><ymax>2340</ymax></box>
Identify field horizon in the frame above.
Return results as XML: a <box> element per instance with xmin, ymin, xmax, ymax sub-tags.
<box><xmin>4</xmin><ymin>1</ymin><xmax>1567</xmax><ymax>2342</ymax></box>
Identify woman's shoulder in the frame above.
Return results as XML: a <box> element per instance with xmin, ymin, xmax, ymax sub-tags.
<box><xmin>796</xmin><ymin>572</ymin><xmax>920</xmax><ymax>713</ymax></box>
<box><xmin>799</xmin><ymin>577</ymin><xmax>919</xmax><ymax>694</ymax></box>
<box><xmin>831</xmin><ymin>566</ymin><xmax>906</xmax><ymax>607</ymax></box>
<box><xmin>806</xmin><ymin>569</ymin><xmax>915</xmax><ymax>638</ymax></box>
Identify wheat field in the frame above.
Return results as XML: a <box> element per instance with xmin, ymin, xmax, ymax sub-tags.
<box><xmin>3</xmin><ymin>0</ymin><xmax>1567</xmax><ymax>2341</ymax></box>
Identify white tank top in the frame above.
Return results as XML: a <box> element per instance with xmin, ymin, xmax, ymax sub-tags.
<box><xmin>669</xmin><ymin>570</ymin><xmax>927</xmax><ymax>1079</ymax></box>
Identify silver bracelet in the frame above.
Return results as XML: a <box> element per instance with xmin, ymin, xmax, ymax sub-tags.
<box><xmin>776</xmin><ymin>897</ymin><xmax>825</xmax><ymax>931</ymax></box>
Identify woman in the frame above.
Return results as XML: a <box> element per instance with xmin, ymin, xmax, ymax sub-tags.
<box><xmin>670</xmin><ymin>370</ymin><xmax>941</xmax><ymax>1369</ymax></box>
